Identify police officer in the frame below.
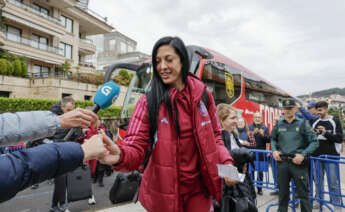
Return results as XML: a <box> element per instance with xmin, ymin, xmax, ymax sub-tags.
<box><xmin>271</xmin><ymin>99</ymin><xmax>318</xmax><ymax>212</ymax></box>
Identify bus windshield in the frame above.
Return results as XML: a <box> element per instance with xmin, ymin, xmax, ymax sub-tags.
<box><xmin>120</xmin><ymin>63</ymin><xmax>152</xmax><ymax>119</ymax></box>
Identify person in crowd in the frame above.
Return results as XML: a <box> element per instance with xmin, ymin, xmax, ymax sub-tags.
<box><xmin>79</xmin><ymin>118</ymin><xmax>104</xmax><ymax>204</ymax></box>
<box><xmin>311</xmin><ymin>101</ymin><xmax>343</xmax><ymax>211</ymax></box>
<box><xmin>0</xmin><ymin>109</ymin><xmax>105</xmax><ymax>203</ymax></box>
<box><xmin>296</xmin><ymin>101</ymin><xmax>318</xmax><ymax>124</ymax></box>
<box><xmin>248</xmin><ymin>112</ymin><xmax>270</xmax><ymax>195</ymax></box>
<box><xmin>237</xmin><ymin>116</ymin><xmax>256</xmax><ymax>148</ymax></box>
<box><xmin>216</xmin><ymin>104</ymin><xmax>257</xmax><ymax>212</ymax></box>
<box><xmin>49</xmin><ymin>96</ymin><xmax>83</xmax><ymax>212</ymax></box>
<box><xmin>97</xmin><ymin>36</ymin><xmax>236</xmax><ymax>212</ymax></box>
<box><xmin>271</xmin><ymin>99</ymin><xmax>318</xmax><ymax>212</ymax></box>
<box><xmin>216</xmin><ymin>104</ymin><xmax>242</xmax><ymax>150</ymax></box>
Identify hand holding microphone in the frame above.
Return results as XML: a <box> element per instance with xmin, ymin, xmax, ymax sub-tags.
<box><xmin>63</xmin><ymin>81</ymin><xmax>120</xmax><ymax>141</ymax></box>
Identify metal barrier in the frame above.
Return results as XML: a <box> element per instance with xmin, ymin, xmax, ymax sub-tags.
<box><xmin>310</xmin><ymin>155</ymin><xmax>345</xmax><ymax>212</ymax></box>
<box><xmin>0</xmin><ymin>143</ymin><xmax>25</xmax><ymax>154</ymax></box>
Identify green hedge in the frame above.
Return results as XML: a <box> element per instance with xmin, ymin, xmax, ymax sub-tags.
<box><xmin>0</xmin><ymin>97</ymin><xmax>122</xmax><ymax>117</ymax></box>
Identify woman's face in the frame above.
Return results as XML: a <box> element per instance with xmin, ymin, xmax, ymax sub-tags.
<box><xmin>156</xmin><ymin>45</ymin><xmax>183</xmax><ymax>89</ymax></box>
<box><xmin>237</xmin><ymin>117</ymin><xmax>245</xmax><ymax>129</ymax></box>
<box><xmin>222</xmin><ymin>110</ymin><xmax>238</xmax><ymax>132</ymax></box>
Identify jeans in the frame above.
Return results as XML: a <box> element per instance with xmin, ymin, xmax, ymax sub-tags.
<box><xmin>313</xmin><ymin>161</ymin><xmax>342</xmax><ymax>205</ymax></box>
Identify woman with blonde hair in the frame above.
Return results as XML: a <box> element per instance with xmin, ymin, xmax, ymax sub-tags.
<box><xmin>237</xmin><ymin>116</ymin><xmax>256</xmax><ymax>148</ymax></box>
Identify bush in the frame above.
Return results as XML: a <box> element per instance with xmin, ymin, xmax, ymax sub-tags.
<box><xmin>13</xmin><ymin>59</ymin><xmax>22</xmax><ymax>77</ymax></box>
<box><xmin>5</xmin><ymin>60</ymin><xmax>13</xmax><ymax>76</ymax></box>
<box><xmin>0</xmin><ymin>97</ymin><xmax>122</xmax><ymax>118</ymax></box>
<box><xmin>71</xmin><ymin>72</ymin><xmax>104</xmax><ymax>85</ymax></box>
<box><xmin>119</xmin><ymin>69</ymin><xmax>130</xmax><ymax>80</ymax></box>
<box><xmin>0</xmin><ymin>59</ymin><xmax>8</xmax><ymax>75</ymax></box>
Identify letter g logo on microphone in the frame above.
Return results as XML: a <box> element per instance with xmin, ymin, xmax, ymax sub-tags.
<box><xmin>101</xmin><ymin>86</ymin><xmax>112</xmax><ymax>96</ymax></box>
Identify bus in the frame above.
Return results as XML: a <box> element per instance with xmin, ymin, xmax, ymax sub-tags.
<box><xmin>105</xmin><ymin>45</ymin><xmax>293</xmax><ymax>143</ymax></box>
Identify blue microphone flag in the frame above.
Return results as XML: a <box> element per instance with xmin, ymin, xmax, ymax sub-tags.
<box><xmin>93</xmin><ymin>81</ymin><xmax>120</xmax><ymax>110</ymax></box>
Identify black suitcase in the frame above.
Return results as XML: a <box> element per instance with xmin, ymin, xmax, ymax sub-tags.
<box><xmin>109</xmin><ymin>171</ymin><xmax>141</xmax><ymax>204</ymax></box>
<box><xmin>67</xmin><ymin>164</ymin><xmax>92</xmax><ymax>202</ymax></box>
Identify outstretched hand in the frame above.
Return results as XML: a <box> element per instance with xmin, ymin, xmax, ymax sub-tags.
<box><xmin>59</xmin><ymin>108</ymin><xmax>98</xmax><ymax>129</ymax></box>
<box><xmin>98</xmin><ymin>131</ymin><xmax>121</xmax><ymax>165</ymax></box>
<box><xmin>81</xmin><ymin>134</ymin><xmax>107</xmax><ymax>161</ymax></box>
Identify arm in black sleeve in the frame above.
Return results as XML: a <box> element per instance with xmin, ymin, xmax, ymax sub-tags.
<box><xmin>0</xmin><ymin>142</ymin><xmax>84</xmax><ymax>203</ymax></box>
<box><xmin>324</xmin><ymin>118</ymin><xmax>344</xmax><ymax>144</ymax></box>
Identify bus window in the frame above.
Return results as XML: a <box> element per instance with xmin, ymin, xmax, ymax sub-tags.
<box><xmin>120</xmin><ymin>64</ymin><xmax>152</xmax><ymax>119</ymax></box>
<box><xmin>202</xmin><ymin>62</ymin><xmax>242</xmax><ymax>105</ymax></box>
<box><xmin>243</xmin><ymin>71</ymin><xmax>288</xmax><ymax>107</ymax></box>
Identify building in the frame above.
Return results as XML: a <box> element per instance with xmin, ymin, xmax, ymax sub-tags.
<box><xmin>0</xmin><ymin>0</ymin><xmax>128</xmax><ymax>102</ymax></box>
<box><xmin>87</xmin><ymin>30</ymin><xmax>149</xmax><ymax>73</ymax></box>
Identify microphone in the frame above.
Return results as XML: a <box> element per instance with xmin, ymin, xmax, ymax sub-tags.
<box><xmin>63</xmin><ymin>81</ymin><xmax>120</xmax><ymax>141</ymax></box>
<box><xmin>91</xmin><ymin>81</ymin><xmax>121</xmax><ymax>113</ymax></box>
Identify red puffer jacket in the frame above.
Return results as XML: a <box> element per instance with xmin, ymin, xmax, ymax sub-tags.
<box><xmin>114</xmin><ymin>75</ymin><xmax>233</xmax><ymax>212</ymax></box>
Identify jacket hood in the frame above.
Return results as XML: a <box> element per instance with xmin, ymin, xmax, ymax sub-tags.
<box><xmin>50</xmin><ymin>102</ymin><xmax>63</xmax><ymax>115</ymax></box>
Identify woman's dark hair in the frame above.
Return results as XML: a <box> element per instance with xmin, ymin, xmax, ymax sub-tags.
<box><xmin>147</xmin><ymin>36</ymin><xmax>190</xmax><ymax>140</ymax></box>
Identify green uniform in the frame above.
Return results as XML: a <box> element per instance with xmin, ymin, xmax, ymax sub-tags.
<box><xmin>271</xmin><ymin>117</ymin><xmax>318</xmax><ymax>212</ymax></box>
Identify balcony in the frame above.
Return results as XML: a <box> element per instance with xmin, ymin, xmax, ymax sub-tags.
<box><xmin>3</xmin><ymin>0</ymin><xmax>66</xmax><ymax>37</ymax></box>
<box><xmin>79</xmin><ymin>38</ymin><xmax>96</xmax><ymax>55</ymax></box>
<box><xmin>2</xmin><ymin>31</ymin><xmax>66</xmax><ymax>65</ymax></box>
<box><xmin>78</xmin><ymin>61</ymin><xmax>95</xmax><ymax>73</ymax></box>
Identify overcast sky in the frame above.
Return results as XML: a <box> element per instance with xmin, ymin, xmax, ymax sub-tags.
<box><xmin>89</xmin><ymin>0</ymin><xmax>345</xmax><ymax>96</ymax></box>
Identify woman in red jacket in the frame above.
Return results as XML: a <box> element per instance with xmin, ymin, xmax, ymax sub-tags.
<box><xmin>100</xmin><ymin>36</ymin><xmax>236</xmax><ymax>212</ymax></box>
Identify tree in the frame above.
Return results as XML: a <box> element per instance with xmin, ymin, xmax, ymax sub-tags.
<box><xmin>21</xmin><ymin>60</ymin><xmax>28</xmax><ymax>77</ymax></box>
<box><xmin>5</xmin><ymin>60</ymin><xmax>13</xmax><ymax>76</ymax></box>
<box><xmin>0</xmin><ymin>59</ymin><xmax>8</xmax><ymax>75</ymax></box>
<box><xmin>13</xmin><ymin>59</ymin><xmax>22</xmax><ymax>77</ymax></box>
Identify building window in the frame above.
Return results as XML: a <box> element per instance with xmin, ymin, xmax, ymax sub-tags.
<box><xmin>59</xmin><ymin>42</ymin><xmax>73</xmax><ymax>59</ymax></box>
<box><xmin>31</xmin><ymin>34</ymin><xmax>48</xmax><ymax>50</ymax></box>
<box><xmin>120</xmin><ymin>42</ymin><xmax>127</xmax><ymax>54</ymax></box>
<box><xmin>0</xmin><ymin>91</ymin><xmax>10</xmax><ymax>98</ymax></box>
<box><xmin>32</xmin><ymin>4</ymin><xmax>50</xmax><ymax>16</ymax></box>
<box><xmin>62</xmin><ymin>93</ymin><xmax>71</xmax><ymax>98</ymax></box>
<box><xmin>6</xmin><ymin>25</ymin><xmax>21</xmax><ymax>42</ymax></box>
<box><xmin>109</xmin><ymin>39</ymin><xmax>116</xmax><ymax>50</ymax></box>
<box><xmin>61</xmin><ymin>15</ymin><xmax>73</xmax><ymax>33</ymax></box>
<box><xmin>84</xmin><ymin>95</ymin><xmax>91</xmax><ymax>101</ymax></box>
<box><xmin>33</xmin><ymin>65</ymin><xmax>50</xmax><ymax>78</ymax></box>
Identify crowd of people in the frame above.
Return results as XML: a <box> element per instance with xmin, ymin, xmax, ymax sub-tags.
<box><xmin>0</xmin><ymin>36</ymin><xmax>344</xmax><ymax>212</ymax></box>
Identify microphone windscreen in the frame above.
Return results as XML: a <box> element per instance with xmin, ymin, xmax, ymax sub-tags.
<box><xmin>93</xmin><ymin>81</ymin><xmax>120</xmax><ymax>110</ymax></box>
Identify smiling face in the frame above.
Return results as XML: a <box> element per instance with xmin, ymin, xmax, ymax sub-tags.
<box><xmin>155</xmin><ymin>45</ymin><xmax>184</xmax><ymax>90</ymax></box>
<box><xmin>237</xmin><ymin>117</ymin><xmax>246</xmax><ymax>129</ymax></box>
<box><xmin>222</xmin><ymin>110</ymin><xmax>238</xmax><ymax>132</ymax></box>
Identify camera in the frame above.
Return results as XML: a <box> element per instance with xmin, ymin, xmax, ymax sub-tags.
<box><xmin>230</xmin><ymin>148</ymin><xmax>256</xmax><ymax>173</ymax></box>
<box><xmin>314</xmin><ymin>127</ymin><xmax>323</xmax><ymax>135</ymax></box>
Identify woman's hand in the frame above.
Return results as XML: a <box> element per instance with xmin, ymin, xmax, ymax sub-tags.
<box><xmin>81</xmin><ymin>134</ymin><xmax>107</xmax><ymax>161</ymax></box>
<box><xmin>224</xmin><ymin>176</ymin><xmax>239</xmax><ymax>186</ymax></box>
<box><xmin>98</xmin><ymin>131</ymin><xmax>121</xmax><ymax>165</ymax></box>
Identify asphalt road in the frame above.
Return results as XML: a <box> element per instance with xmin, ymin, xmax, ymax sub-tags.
<box><xmin>0</xmin><ymin>173</ymin><xmax>118</xmax><ymax>212</ymax></box>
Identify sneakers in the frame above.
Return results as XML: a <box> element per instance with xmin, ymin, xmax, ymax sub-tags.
<box><xmin>49</xmin><ymin>206</ymin><xmax>60</xmax><ymax>212</ymax></box>
<box><xmin>59</xmin><ymin>203</ymin><xmax>70</xmax><ymax>212</ymax></box>
<box><xmin>31</xmin><ymin>184</ymin><xmax>39</xmax><ymax>189</ymax></box>
<box><xmin>88</xmin><ymin>195</ymin><xmax>96</xmax><ymax>205</ymax></box>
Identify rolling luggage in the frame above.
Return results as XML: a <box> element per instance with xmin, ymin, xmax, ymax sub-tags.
<box><xmin>109</xmin><ymin>171</ymin><xmax>141</xmax><ymax>204</ymax></box>
<box><xmin>67</xmin><ymin>164</ymin><xmax>92</xmax><ymax>202</ymax></box>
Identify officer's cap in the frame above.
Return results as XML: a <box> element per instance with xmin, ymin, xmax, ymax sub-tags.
<box><xmin>282</xmin><ymin>99</ymin><xmax>296</xmax><ymax>108</ymax></box>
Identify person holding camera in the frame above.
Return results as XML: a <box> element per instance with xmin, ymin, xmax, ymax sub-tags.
<box><xmin>248</xmin><ymin>112</ymin><xmax>270</xmax><ymax>195</ymax></box>
<box><xmin>271</xmin><ymin>99</ymin><xmax>318</xmax><ymax>212</ymax></box>
<box><xmin>311</xmin><ymin>101</ymin><xmax>343</xmax><ymax>211</ymax></box>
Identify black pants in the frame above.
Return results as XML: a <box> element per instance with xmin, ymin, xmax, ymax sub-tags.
<box><xmin>256</xmin><ymin>171</ymin><xmax>263</xmax><ymax>191</ymax></box>
<box><xmin>52</xmin><ymin>174</ymin><xmax>66</xmax><ymax>207</ymax></box>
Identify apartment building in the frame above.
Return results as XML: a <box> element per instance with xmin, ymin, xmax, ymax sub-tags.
<box><xmin>0</xmin><ymin>0</ymin><xmax>127</xmax><ymax>102</ymax></box>
<box><xmin>1</xmin><ymin>0</ymin><xmax>113</xmax><ymax>75</ymax></box>
<box><xmin>87</xmin><ymin>30</ymin><xmax>150</xmax><ymax>73</ymax></box>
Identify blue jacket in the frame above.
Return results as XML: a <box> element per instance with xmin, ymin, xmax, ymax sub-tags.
<box><xmin>296</xmin><ymin>107</ymin><xmax>318</xmax><ymax>125</ymax></box>
<box><xmin>0</xmin><ymin>142</ymin><xmax>84</xmax><ymax>203</ymax></box>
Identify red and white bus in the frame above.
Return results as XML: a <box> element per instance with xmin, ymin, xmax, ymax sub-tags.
<box><xmin>106</xmin><ymin>45</ymin><xmax>293</xmax><ymax>143</ymax></box>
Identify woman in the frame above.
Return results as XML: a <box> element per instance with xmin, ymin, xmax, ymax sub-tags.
<box><xmin>216</xmin><ymin>105</ymin><xmax>257</xmax><ymax>212</ymax></box>
<box><xmin>237</xmin><ymin>116</ymin><xmax>256</xmax><ymax>148</ymax></box>
<box><xmin>99</xmin><ymin>36</ymin><xmax>235</xmax><ymax>212</ymax></box>
<box><xmin>216</xmin><ymin>104</ymin><xmax>242</xmax><ymax>150</ymax></box>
